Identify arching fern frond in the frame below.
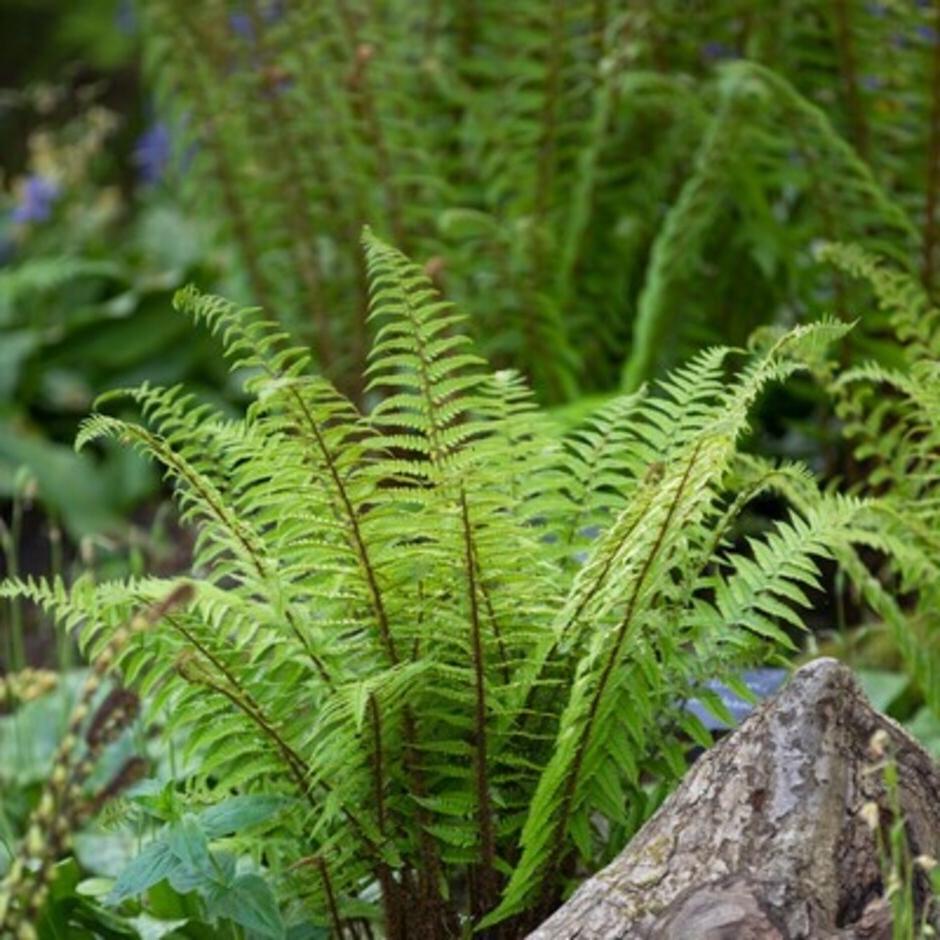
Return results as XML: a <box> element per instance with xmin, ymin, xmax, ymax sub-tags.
<box><xmin>622</xmin><ymin>61</ymin><xmax>914</xmax><ymax>389</ymax></box>
<box><xmin>814</xmin><ymin>244</ymin><xmax>940</xmax><ymax>712</ymax></box>
<box><xmin>4</xmin><ymin>234</ymin><xmax>893</xmax><ymax>936</ymax></box>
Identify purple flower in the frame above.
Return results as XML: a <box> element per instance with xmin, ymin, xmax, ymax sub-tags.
<box><xmin>10</xmin><ymin>176</ymin><xmax>60</xmax><ymax>224</ymax></box>
<box><xmin>917</xmin><ymin>24</ymin><xmax>939</xmax><ymax>44</ymax></box>
<box><xmin>860</xmin><ymin>74</ymin><xmax>883</xmax><ymax>91</ymax></box>
<box><xmin>701</xmin><ymin>41</ymin><xmax>737</xmax><ymax>63</ymax></box>
<box><xmin>134</xmin><ymin>122</ymin><xmax>171</xmax><ymax>185</ymax></box>
<box><xmin>229</xmin><ymin>12</ymin><xmax>253</xmax><ymax>40</ymax></box>
<box><xmin>115</xmin><ymin>0</ymin><xmax>137</xmax><ymax>34</ymax></box>
<box><xmin>229</xmin><ymin>3</ymin><xmax>283</xmax><ymax>42</ymax></box>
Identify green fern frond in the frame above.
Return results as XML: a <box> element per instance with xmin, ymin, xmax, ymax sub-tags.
<box><xmin>8</xmin><ymin>230</ymin><xmax>892</xmax><ymax>935</ymax></box>
<box><xmin>622</xmin><ymin>62</ymin><xmax>913</xmax><ymax>389</ymax></box>
<box><xmin>816</xmin><ymin>244</ymin><xmax>940</xmax><ymax>714</ymax></box>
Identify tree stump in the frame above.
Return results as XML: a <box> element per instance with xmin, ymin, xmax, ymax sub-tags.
<box><xmin>529</xmin><ymin>658</ymin><xmax>940</xmax><ymax>939</ymax></box>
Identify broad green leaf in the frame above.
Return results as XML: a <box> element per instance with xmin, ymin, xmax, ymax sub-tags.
<box><xmin>108</xmin><ymin>841</ymin><xmax>179</xmax><ymax>903</ymax></box>
<box><xmin>206</xmin><ymin>873</ymin><xmax>285</xmax><ymax>940</ymax></box>
<box><xmin>199</xmin><ymin>795</ymin><xmax>290</xmax><ymax>839</ymax></box>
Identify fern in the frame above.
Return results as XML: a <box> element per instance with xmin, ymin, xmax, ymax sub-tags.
<box><xmin>2</xmin><ymin>233</ymin><xmax>886</xmax><ymax>936</ymax></box>
<box><xmin>622</xmin><ymin>60</ymin><xmax>916</xmax><ymax>388</ymax></box>
<box><xmin>814</xmin><ymin>243</ymin><xmax>940</xmax><ymax>712</ymax></box>
<box><xmin>135</xmin><ymin>1</ymin><xmax>940</xmax><ymax>403</ymax></box>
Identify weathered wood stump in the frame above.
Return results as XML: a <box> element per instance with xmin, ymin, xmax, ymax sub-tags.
<box><xmin>530</xmin><ymin>658</ymin><xmax>940</xmax><ymax>939</ymax></box>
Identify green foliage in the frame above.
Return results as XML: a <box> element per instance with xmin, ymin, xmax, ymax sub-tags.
<box><xmin>816</xmin><ymin>243</ymin><xmax>940</xmax><ymax>714</ymax></box>
<box><xmin>1</xmin><ymin>233</ymin><xmax>884</xmax><ymax>935</ymax></box>
<box><xmin>622</xmin><ymin>60</ymin><xmax>915</xmax><ymax>387</ymax></box>
<box><xmin>137</xmin><ymin>0</ymin><xmax>940</xmax><ymax>402</ymax></box>
<box><xmin>862</xmin><ymin>737</ymin><xmax>940</xmax><ymax>938</ymax></box>
<box><xmin>0</xmin><ymin>87</ymin><xmax>235</xmax><ymax>538</ymax></box>
<box><xmin>108</xmin><ymin>800</ymin><xmax>288</xmax><ymax>939</ymax></box>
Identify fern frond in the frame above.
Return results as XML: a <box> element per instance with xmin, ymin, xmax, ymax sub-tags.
<box><xmin>9</xmin><ymin>226</ymin><xmax>887</xmax><ymax>934</ymax></box>
<box><xmin>622</xmin><ymin>61</ymin><xmax>914</xmax><ymax>388</ymax></box>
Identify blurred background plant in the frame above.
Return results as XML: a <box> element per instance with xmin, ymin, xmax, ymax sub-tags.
<box><xmin>6</xmin><ymin>0</ymin><xmax>940</xmax><ymax>542</ymax></box>
<box><xmin>136</xmin><ymin>0</ymin><xmax>938</xmax><ymax>402</ymax></box>
<box><xmin>0</xmin><ymin>0</ymin><xmax>244</xmax><ymax>550</ymax></box>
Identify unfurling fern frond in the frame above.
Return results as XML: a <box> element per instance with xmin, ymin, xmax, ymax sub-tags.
<box><xmin>3</xmin><ymin>234</ymin><xmax>885</xmax><ymax>937</ymax></box>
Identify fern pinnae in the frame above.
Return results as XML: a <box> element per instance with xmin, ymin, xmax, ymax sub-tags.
<box><xmin>490</xmin><ymin>438</ymin><xmax>709</xmax><ymax>924</ymax></box>
<box><xmin>281</xmin><ymin>382</ymin><xmax>398</xmax><ymax>664</ymax></box>
<box><xmin>556</xmin><ymin>478</ymin><xmax>659</xmax><ymax>648</ymax></box>
<box><xmin>557</xmin><ymin>387</ymin><xmax>647</xmax><ymax>552</ymax></box>
<box><xmin>14</xmin><ymin>215</ymin><xmax>904</xmax><ymax>933</ymax></box>
<box><xmin>79</xmin><ymin>414</ymin><xmax>337</xmax><ymax>685</ymax></box>
<box><xmin>172</xmin><ymin>640</ymin><xmax>407</xmax><ymax>903</ymax></box>
<box><xmin>174</xmin><ymin>650</ymin><xmax>311</xmax><ymax>802</ymax></box>
<box><xmin>177</xmin><ymin>286</ymin><xmax>400</xmax><ymax>666</ymax></box>
<box><xmin>76</xmin><ymin>416</ymin><xmax>262</xmax><ymax>580</ymax></box>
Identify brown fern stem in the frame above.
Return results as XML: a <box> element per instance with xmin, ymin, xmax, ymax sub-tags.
<box><xmin>336</xmin><ymin>1</ymin><xmax>408</xmax><ymax>248</ymax></box>
<box><xmin>285</xmin><ymin>386</ymin><xmax>398</xmax><ymax>664</ymax></box>
<box><xmin>538</xmin><ymin>440</ymin><xmax>703</xmax><ymax>915</ymax></box>
<box><xmin>284</xmin><ymin>397</ymin><xmax>455</xmax><ymax>935</ymax></box>
<box><xmin>460</xmin><ymin>489</ymin><xmax>499</xmax><ymax>921</ymax></box>
<box><xmin>169</xmin><ymin>7</ymin><xmax>278</xmax><ymax>319</ymax></box>
<box><xmin>829</xmin><ymin>0</ymin><xmax>869</xmax><ymax>160</ymax></box>
<box><xmin>923</xmin><ymin>0</ymin><xmax>940</xmax><ymax>294</ymax></box>
<box><xmin>368</xmin><ymin>693</ymin><xmax>406</xmax><ymax>940</ymax></box>
<box><xmin>282</xmin><ymin>384</ymin><xmax>455</xmax><ymax>935</ymax></box>
<box><xmin>317</xmin><ymin>856</ymin><xmax>348</xmax><ymax>938</ymax></box>
<box><xmin>475</xmin><ymin>556</ymin><xmax>511</xmax><ymax>687</ymax></box>
<box><xmin>245</xmin><ymin>1</ymin><xmax>334</xmax><ymax>368</ymax></box>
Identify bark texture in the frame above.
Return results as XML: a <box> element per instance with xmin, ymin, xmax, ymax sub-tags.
<box><xmin>530</xmin><ymin>658</ymin><xmax>940</xmax><ymax>939</ymax></box>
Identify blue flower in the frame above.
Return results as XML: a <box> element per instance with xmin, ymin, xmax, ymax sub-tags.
<box><xmin>229</xmin><ymin>12</ymin><xmax>253</xmax><ymax>40</ymax></box>
<box><xmin>115</xmin><ymin>0</ymin><xmax>137</xmax><ymax>34</ymax></box>
<box><xmin>229</xmin><ymin>3</ymin><xmax>284</xmax><ymax>42</ymax></box>
<box><xmin>134</xmin><ymin>122</ymin><xmax>171</xmax><ymax>185</ymax></box>
<box><xmin>701</xmin><ymin>41</ymin><xmax>737</xmax><ymax>63</ymax></box>
<box><xmin>860</xmin><ymin>74</ymin><xmax>883</xmax><ymax>91</ymax></box>
<box><xmin>10</xmin><ymin>175</ymin><xmax>60</xmax><ymax>224</ymax></box>
<box><xmin>917</xmin><ymin>24</ymin><xmax>939</xmax><ymax>44</ymax></box>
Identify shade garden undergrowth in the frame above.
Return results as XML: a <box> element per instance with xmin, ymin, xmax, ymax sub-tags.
<box><xmin>0</xmin><ymin>231</ymin><xmax>937</xmax><ymax>938</ymax></box>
